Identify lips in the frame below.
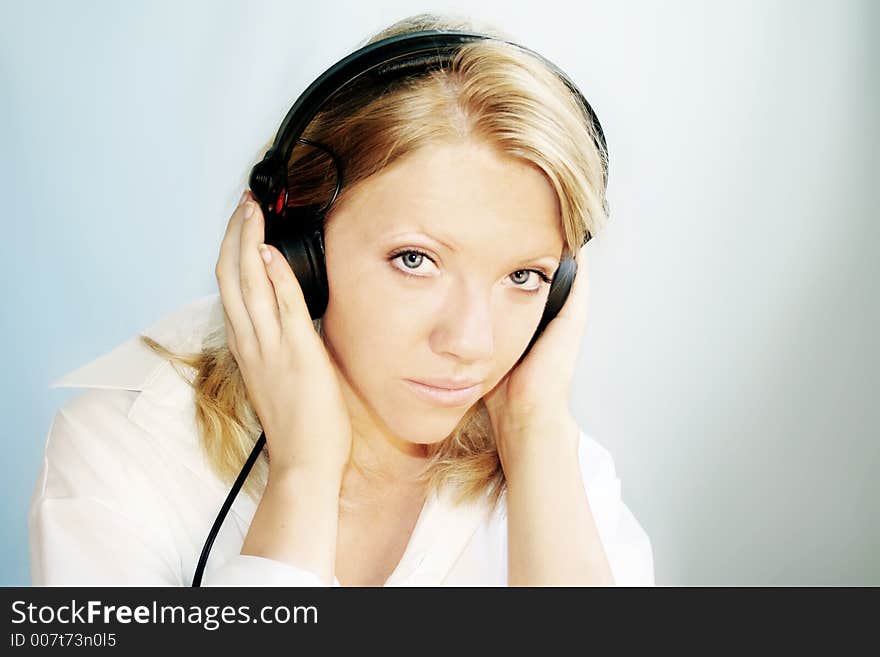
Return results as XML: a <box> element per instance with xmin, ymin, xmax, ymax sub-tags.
<box><xmin>411</xmin><ymin>377</ymin><xmax>482</xmax><ymax>390</ymax></box>
<box><xmin>404</xmin><ymin>379</ymin><xmax>483</xmax><ymax>408</ymax></box>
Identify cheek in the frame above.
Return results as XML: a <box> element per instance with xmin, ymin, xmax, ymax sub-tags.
<box><xmin>322</xmin><ymin>257</ymin><xmax>427</xmax><ymax>382</ymax></box>
<box><xmin>328</xmin><ymin>264</ymin><xmax>422</xmax><ymax>342</ymax></box>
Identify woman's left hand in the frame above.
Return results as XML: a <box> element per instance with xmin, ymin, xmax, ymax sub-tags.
<box><xmin>483</xmin><ymin>243</ymin><xmax>590</xmax><ymax>474</ymax></box>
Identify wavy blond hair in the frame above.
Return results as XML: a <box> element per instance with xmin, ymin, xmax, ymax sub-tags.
<box><xmin>140</xmin><ymin>12</ymin><xmax>609</xmax><ymax>515</ymax></box>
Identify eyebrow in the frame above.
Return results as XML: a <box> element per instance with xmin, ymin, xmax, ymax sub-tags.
<box><xmin>387</xmin><ymin>230</ymin><xmax>561</xmax><ymax>272</ymax></box>
<box><xmin>394</xmin><ymin>230</ymin><xmax>459</xmax><ymax>252</ymax></box>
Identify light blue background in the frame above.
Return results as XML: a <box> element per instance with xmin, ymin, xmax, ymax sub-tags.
<box><xmin>2</xmin><ymin>0</ymin><xmax>877</xmax><ymax>586</ymax></box>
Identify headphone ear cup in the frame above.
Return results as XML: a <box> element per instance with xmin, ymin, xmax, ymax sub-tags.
<box><xmin>264</xmin><ymin>216</ymin><xmax>329</xmax><ymax>320</ymax></box>
<box><xmin>544</xmin><ymin>256</ymin><xmax>577</xmax><ymax>324</ymax></box>
<box><xmin>519</xmin><ymin>256</ymin><xmax>577</xmax><ymax>361</ymax></box>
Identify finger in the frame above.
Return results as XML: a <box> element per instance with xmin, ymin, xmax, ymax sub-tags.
<box><xmin>216</xmin><ymin>191</ymin><xmax>258</xmax><ymax>349</ymax></box>
<box><xmin>238</xmin><ymin>196</ymin><xmax>281</xmax><ymax>351</ymax></box>
<box><xmin>222</xmin><ymin>307</ymin><xmax>239</xmax><ymax>359</ymax></box>
<box><xmin>259</xmin><ymin>243</ymin><xmax>317</xmax><ymax>343</ymax></box>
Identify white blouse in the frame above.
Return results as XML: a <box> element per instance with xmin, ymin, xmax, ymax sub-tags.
<box><xmin>29</xmin><ymin>294</ymin><xmax>655</xmax><ymax>586</ymax></box>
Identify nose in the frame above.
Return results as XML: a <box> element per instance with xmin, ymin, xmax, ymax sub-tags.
<box><xmin>429</xmin><ymin>280</ymin><xmax>495</xmax><ymax>362</ymax></box>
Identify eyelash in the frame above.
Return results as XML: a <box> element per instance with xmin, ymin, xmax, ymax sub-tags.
<box><xmin>388</xmin><ymin>248</ymin><xmax>553</xmax><ymax>294</ymax></box>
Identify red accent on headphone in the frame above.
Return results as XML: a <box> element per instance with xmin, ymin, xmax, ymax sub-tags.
<box><xmin>274</xmin><ymin>189</ymin><xmax>287</xmax><ymax>214</ymax></box>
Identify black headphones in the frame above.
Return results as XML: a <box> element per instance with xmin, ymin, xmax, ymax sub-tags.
<box><xmin>192</xmin><ymin>29</ymin><xmax>608</xmax><ymax>586</ymax></box>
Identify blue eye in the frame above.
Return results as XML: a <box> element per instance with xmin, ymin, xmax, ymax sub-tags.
<box><xmin>508</xmin><ymin>269</ymin><xmax>552</xmax><ymax>294</ymax></box>
<box><xmin>399</xmin><ymin>250</ymin><xmax>427</xmax><ymax>270</ymax></box>
<box><xmin>387</xmin><ymin>248</ymin><xmax>552</xmax><ymax>294</ymax></box>
<box><xmin>388</xmin><ymin>248</ymin><xmax>436</xmax><ymax>277</ymax></box>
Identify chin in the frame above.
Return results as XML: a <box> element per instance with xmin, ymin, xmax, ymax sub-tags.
<box><xmin>383</xmin><ymin>409</ymin><xmax>468</xmax><ymax>446</ymax></box>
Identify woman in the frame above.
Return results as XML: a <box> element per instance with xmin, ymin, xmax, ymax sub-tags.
<box><xmin>30</xmin><ymin>13</ymin><xmax>654</xmax><ymax>586</ymax></box>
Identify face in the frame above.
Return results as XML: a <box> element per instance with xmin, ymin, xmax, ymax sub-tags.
<box><xmin>320</xmin><ymin>139</ymin><xmax>564</xmax><ymax>452</ymax></box>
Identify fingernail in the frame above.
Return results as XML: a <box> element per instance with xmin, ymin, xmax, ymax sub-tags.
<box><xmin>243</xmin><ymin>202</ymin><xmax>255</xmax><ymax>220</ymax></box>
<box><xmin>259</xmin><ymin>244</ymin><xmax>271</xmax><ymax>263</ymax></box>
<box><xmin>238</xmin><ymin>190</ymin><xmax>249</xmax><ymax>206</ymax></box>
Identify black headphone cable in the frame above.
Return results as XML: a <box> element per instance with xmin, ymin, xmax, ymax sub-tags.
<box><xmin>191</xmin><ymin>431</ymin><xmax>266</xmax><ymax>586</ymax></box>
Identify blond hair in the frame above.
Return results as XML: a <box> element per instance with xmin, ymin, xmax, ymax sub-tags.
<box><xmin>140</xmin><ymin>12</ymin><xmax>609</xmax><ymax>514</ymax></box>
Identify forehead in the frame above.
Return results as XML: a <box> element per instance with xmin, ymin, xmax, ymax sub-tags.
<box><xmin>338</xmin><ymin>140</ymin><xmax>564</xmax><ymax>249</ymax></box>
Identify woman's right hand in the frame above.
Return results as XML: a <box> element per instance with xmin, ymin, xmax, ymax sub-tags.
<box><xmin>215</xmin><ymin>190</ymin><xmax>352</xmax><ymax>482</ymax></box>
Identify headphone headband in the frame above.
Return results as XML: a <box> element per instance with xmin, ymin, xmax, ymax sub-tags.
<box><xmin>249</xmin><ymin>30</ymin><xmax>608</xmax><ymax>218</ymax></box>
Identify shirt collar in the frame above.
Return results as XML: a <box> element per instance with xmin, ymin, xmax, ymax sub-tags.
<box><xmin>49</xmin><ymin>293</ymin><xmax>224</xmax><ymax>392</ymax></box>
<box><xmin>48</xmin><ymin>292</ymin><xmax>256</xmax><ymax>520</ymax></box>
